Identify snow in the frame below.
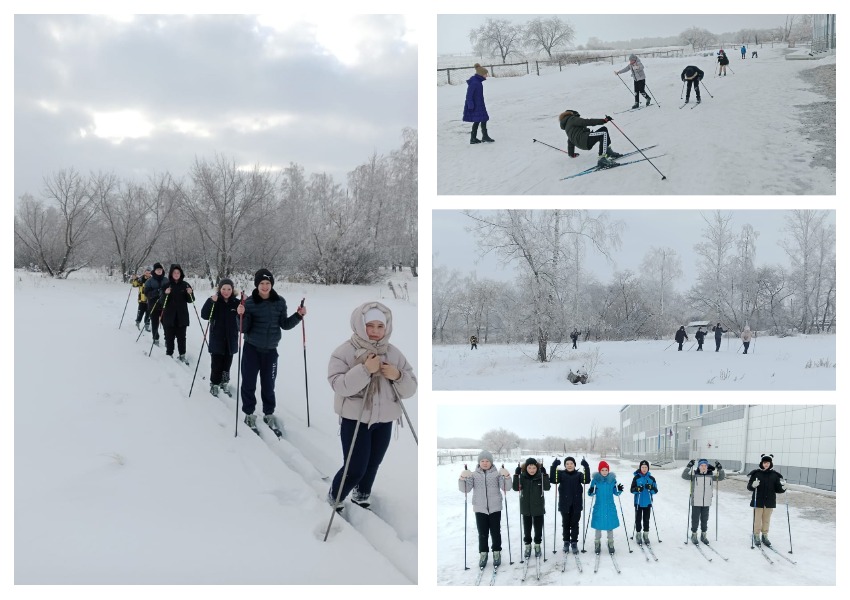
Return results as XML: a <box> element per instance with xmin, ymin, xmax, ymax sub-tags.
<box><xmin>13</xmin><ymin>269</ymin><xmax>418</xmax><ymax>584</ymax></box>
<box><xmin>438</xmin><ymin>47</ymin><xmax>835</xmax><ymax>194</ymax></box>
<box><xmin>433</xmin><ymin>335</ymin><xmax>835</xmax><ymax>390</ymax></box>
<box><xmin>437</xmin><ymin>456</ymin><xmax>835</xmax><ymax>585</ymax></box>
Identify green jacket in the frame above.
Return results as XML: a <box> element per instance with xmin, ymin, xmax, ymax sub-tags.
<box><xmin>512</xmin><ymin>465</ymin><xmax>551</xmax><ymax>517</ymax></box>
<box><xmin>559</xmin><ymin>113</ymin><xmax>608</xmax><ymax>151</ymax></box>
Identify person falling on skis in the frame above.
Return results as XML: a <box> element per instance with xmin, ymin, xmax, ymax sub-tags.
<box><xmin>588</xmin><ymin>461</ymin><xmax>624</xmax><ymax>555</ymax></box>
<box><xmin>550</xmin><ymin>456</ymin><xmax>591</xmax><ymax>554</ymax></box>
<box><xmin>558</xmin><ymin>110</ymin><xmax>622</xmax><ymax>168</ymax></box>
<box><xmin>615</xmin><ymin>54</ymin><xmax>651</xmax><ymax>109</ymax></box>
<box><xmin>681</xmin><ymin>66</ymin><xmax>704</xmax><ymax>104</ymax></box>
<box><xmin>682</xmin><ymin>458</ymin><xmax>725</xmax><ymax>545</ymax></box>
<box><xmin>630</xmin><ymin>460</ymin><xmax>658</xmax><ymax>546</ymax></box>
<box><xmin>459</xmin><ymin>451</ymin><xmax>512</xmax><ymax>568</ymax></box>
<box><xmin>513</xmin><ymin>457</ymin><xmax>550</xmax><ymax>560</ymax></box>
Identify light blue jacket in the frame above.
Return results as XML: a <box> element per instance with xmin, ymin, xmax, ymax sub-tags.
<box><xmin>588</xmin><ymin>472</ymin><xmax>622</xmax><ymax>530</ymax></box>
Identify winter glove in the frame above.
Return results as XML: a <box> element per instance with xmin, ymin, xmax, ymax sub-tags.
<box><xmin>751</xmin><ymin>478</ymin><xmax>760</xmax><ymax>488</ymax></box>
<box><xmin>780</xmin><ymin>479</ymin><xmax>787</xmax><ymax>490</ymax></box>
<box><xmin>617</xmin><ymin>483</ymin><xmax>624</xmax><ymax>492</ymax></box>
<box><xmin>552</xmin><ymin>459</ymin><xmax>561</xmax><ymax>468</ymax></box>
<box><xmin>588</xmin><ymin>486</ymin><xmax>595</xmax><ymax>496</ymax></box>
<box><xmin>637</xmin><ymin>485</ymin><xmax>644</xmax><ymax>492</ymax></box>
<box><xmin>499</xmin><ymin>467</ymin><xmax>511</xmax><ymax>478</ymax></box>
<box><xmin>645</xmin><ymin>483</ymin><xmax>653</xmax><ymax>491</ymax></box>
<box><xmin>581</xmin><ymin>458</ymin><xmax>590</xmax><ymax>469</ymax></box>
<box><xmin>715</xmin><ymin>461</ymin><xmax>722</xmax><ymax>470</ymax></box>
<box><xmin>604</xmin><ymin>115</ymin><xmax>612</xmax><ymax>122</ymax></box>
<box><xmin>515</xmin><ymin>466</ymin><xmax>522</xmax><ymax>476</ymax></box>
<box><xmin>568</xmin><ymin>152</ymin><xmax>579</xmax><ymax>158</ymax></box>
<box><xmin>687</xmin><ymin>460</ymin><xmax>695</xmax><ymax>469</ymax></box>
<box><xmin>540</xmin><ymin>466</ymin><xmax>547</xmax><ymax>475</ymax></box>
<box><xmin>460</xmin><ymin>469</ymin><xmax>472</xmax><ymax>480</ymax></box>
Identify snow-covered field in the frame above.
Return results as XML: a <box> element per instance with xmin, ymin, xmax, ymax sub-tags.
<box><xmin>13</xmin><ymin>269</ymin><xmax>418</xmax><ymax>584</ymax></box>
<box><xmin>437</xmin><ymin>47</ymin><xmax>835</xmax><ymax>194</ymax></box>
<box><xmin>432</xmin><ymin>335</ymin><xmax>835</xmax><ymax>390</ymax></box>
<box><xmin>436</xmin><ymin>456</ymin><xmax>835</xmax><ymax>585</ymax></box>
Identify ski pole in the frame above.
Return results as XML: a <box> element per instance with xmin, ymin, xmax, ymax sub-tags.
<box><xmin>615</xmin><ymin>72</ymin><xmax>635</xmax><ymax>99</ymax></box>
<box><xmin>582</xmin><ymin>492</ymin><xmax>595</xmax><ymax>552</ymax></box>
<box><xmin>644</xmin><ymin>84</ymin><xmax>661</xmax><ymax>108</ymax></box>
<box><xmin>751</xmin><ymin>485</ymin><xmax>757</xmax><ymax>549</ymax></box>
<box><xmin>605</xmin><ymin>117</ymin><xmax>667</xmax><ymax>180</ymax></box>
<box><xmin>463</xmin><ymin>464</ymin><xmax>469</xmax><ymax>570</ymax></box>
<box><xmin>189</xmin><ymin>289</ymin><xmax>204</xmax><ymax>333</ymax></box>
<box><xmin>552</xmin><ymin>468</ymin><xmax>558</xmax><ymax>553</ymax></box>
<box><xmin>630</xmin><ymin>500</ymin><xmax>637</xmax><ymax>539</ymax></box>
<box><xmin>727</xmin><ymin>64</ymin><xmax>735</xmax><ymax>74</ymax></box>
<box><xmin>235</xmin><ymin>291</ymin><xmax>245</xmax><ymax>437</ymax></box>
<box><xmin>148</xmin><ymin>294</ymin><xmax>169</xmax><ymax>357</ymax></box>
<box><xmin>300</xmin><ymin>298</ymin><xmax>310</xmax><ymax>427</ymax></box>
<box><xmin>532</xmin><ymin>138</ymin><xmax>572</xmax><ymax>155</ymax></box>
<box><xmin>685</xmin><ymin>471</ymin><xmax>694</xmax><ymax>544</ymax></box>
<box><xmin>700</xmin><ymin>80</ymin><xmax>715</xmax><ymax>98</ymax></box>
<box><xmin>785</xmin><ymin>487</ymin><xmax>793</xmax><ymax>553</ymax></box>
<box><xmin>753</xmin><ymin>332</ymin><xmax>757</xmax><ymax>354</ymax></box>
<box><xmin>687</xmin><ymin>342</ymin><xmax>696</xmax><ymax>352</ymax></box>
<box><xmin>517</xmin><ymin>464</ymin><xmax>525</xmax><ymax>564</ymax></box>
<box><xmin>390</xmin><ymin>383</ymin><xmax>418</xmax><ymax>445</ymax></box>
<box><xmin>649</xmin><ymin>493</ymin><xmax>662</xmax><ymax>542</ymax></box>
<box><xmin>324</xmin><ymin>378</ymin><xmax>373</xmax><ymax>542</ymax></box>
<box><xmin>119</xmin><ymin>284</ymin><xmax>133</xmax><ymax>329</ymax></box>
<box><xmin>615</xmin><ymin>487</ymin><xmax>632</xmax><ymax>553</ymax></box>
<box><xmin>503</xmin><ymin>464</ymin><xmax>513</xmax><ymax>565</ymax></box>
<box><xmin>663</xmin><ymin>342</ymin><xmax>675</xmax><ymax>351</ymax></box>
<box><xmin>715</xmin><ymin>473</ymin><xmax>719</xmax><ymax>541</ymax></box>
<box><xmin>188</xmin><ymin>302</ymin><xmax>214</xmax><ymax>397</ymax></box>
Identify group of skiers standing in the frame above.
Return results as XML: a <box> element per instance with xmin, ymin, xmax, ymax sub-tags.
<box><xmin>458</xmin><ymin>451</ymin><xmax>788</xmax><ymax>568</ymax></box>
<box><xmin>675</xmin><ymin>322</ymin><xmax>754</xmax><ymax>353</ymax></box>
<box><xmin>128</xmin><ymin>266</ymin><xmax>417</xmax><ymax>515</ymax></box>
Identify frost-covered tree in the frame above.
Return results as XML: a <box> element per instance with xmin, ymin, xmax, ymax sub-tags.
<box><xmin>469</xmin><ymin>18</ymin><xmax>523</xmax><ymax>64</ymax></box>
<box><xmin>640</xmin><ymin>247</ymin><xmax>683</xmax><ymax>339</ymax></box>
<box><xmin>780</xmin><ymin>210</ymin><xmax>831</xmax><ymax>333</ymax></box>
<box><xmin>481</xmin><ymin>428</ymin><xmax>521</xmax><ymax>455</ymax></box>
<box><xmin>523</xmin><ymin>16</ymin><xmax>575</xmax><ymax>58</ymax></box>
<box><xmin>679</xmin><ymin>26</ymin><xmax>716</xmax><ymax>50</ymax></box>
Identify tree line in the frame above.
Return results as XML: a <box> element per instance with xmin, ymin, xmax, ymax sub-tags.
<box><xmin>438</xmin><ymin>425</ymin><xmax>620</xmax><ymax>456</ymax></box>
<box><xmin>14</xmin><ymin>128</ymin><xmax>417</xmax><ymax>286</ymax></box>
<box><xmin>432</xmin><ymin>210</ymin><xmax>835</xmax><ymax>361</ymax></box>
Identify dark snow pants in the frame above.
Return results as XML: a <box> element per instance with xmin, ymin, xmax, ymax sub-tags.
<box><xmin>475</xmin><ymin>511</ymin><xmax>503</xmax><ymax>552</ymax></box>
<box><xmin>331</xmin><ymin>418</ymin><xmax>393</xmax><ymax>502</ymax></box>
<box><xmin>691</xmin><ymin>505</ymin><xmax>710</xmax><ymax>532</ymax></box>
<box><xmin>135</xmin><ymin>302</ymin><xmax>150</xmax><ymax>325</ymax></box>
<box><xmin>633</xmin><ymin>78</ymin><xmax>649</xmax><ymax>103</ymax></box>
<box><xmin>163</xmin><ymin>324</ymin><xmax>187</xmax><ymax>356</ymax></box>
<box><xmin>587</xmin><ymin>127</ymin><xmax>610</xmax><ymax>155</ymax></box>
<box><xmin>561</xmin><ymin>505</ymin><xmax>582</xmax><ymax>543</ymax></box>
<box><xmin>522</xmin><ymin>515</ymin><xmax>544</xmax><ymax>544</ymax></box>
<box><xmin>240</xmin><ymin>343</ymin><xmax>278</xmax><ymax>415</ymax></box>
<box><xmin>686</xmin><ymin>79</ymin><xmax>701</xmax><ymax>101</ymax></box>
<box><xmin>148</xmin><ymin>301</ymin><xmax>162</xmax><ymax>340</ymax></box>
<box><xmin>743</xmin><ymin>341</ymin><xmax>751</xmax><ymax>354</ymax></box>
<box><xmin>715</xmin><ymin>337</ymin><xmax>722</xmax><ymax>351</ymax></box>
<box><xmin>210</xmin><ymin>353</ymin><xmax>234</xmax><ymax>385</ymax></box>
<box><xmin>635</xmin><ymin>505</ymin><xmax>651</xmax><ymax>531</ymax></box>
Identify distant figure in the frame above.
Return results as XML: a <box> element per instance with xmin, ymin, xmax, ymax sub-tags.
<box><xmin>681</xmin><ymin>66</ymin><xmax>704</xmax><ymax>104</ymax></box>
<box><xmin>464</xmin><ymin>64</ymin><xmax>494</xmax><ymax>144</ymax></box>
<box><xmin>741</xmin><ymin>45</ymin><xmax>747</xmax><ymax>59</ymax></box>
<box><xmin>675</xmin><ymin>325</ymin><xmax>689</xmax><ymax>351</ymax></box>
<box><xmin>711</xmin><ymin>323</ymin><xmax>727</xmax><ymax>352</ymax></box>
<box><xmin>614</xmin><ymin>54</ymin><xmax>651</xmax><ymax>110</ymax></box>
<box><xmin>741</xmin><ymin>325</ymin><xmax>753</xmax><ymax>354</ymax></box>
<box><xmin>695</xmin><ymin>327</ymin><xmax>706</xmax><ymax>351</ymax></box>
<box><xmin>751</xmin><ymin>50</ymin><xmax>758</xmax><ymax>58</ymax></box>
<box><xmin>717</xmin><ymin>49</ymin><xmax>729</xmax><ymax>76</ymax></box>
<box><xmin>570</xmin><ymin>328</ymin><xmax>581</xmax><ymax>349</ymax></box>
<box><xmin>470</xmin><ymin>335</ymin><xmax>478</xmax><ymax>350</ymax></box>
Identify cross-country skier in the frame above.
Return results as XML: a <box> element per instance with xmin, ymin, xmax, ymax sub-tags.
<box><xmin>630</xmin><ymin>460</ymin><xmax>658</xmax><ymax>545</ymax></box>
<box><xmin>717</xmin><ymin>49</ymin><xmax>729</xmax><ymax>76</ymax></box>
<box><xmin>160</xmin><ymin>264</ymin><xmax>194</xmax><ymax>364</ymax></box>
<box><xmin>463</xmin><ymin>64</ymin><xmax>494</xmax><ymax>144</ymax></box>
<box><xmin>747</xmin><ymin>453</ymin><xmax>787</xmax><ymax>547</ymax></box>
<box><xmin>200</xmin><ymin>278</ymin><xmax>240</xmax><ymax>397</ymax></box>
<box><xmin>614</xmin><ymin>54</ymin><xmax>651</xmax><ymax>109</ymax></box>
<box><xmin>143</xmin><ymin>262</ymin><xmax>168</xmax><ymax>346</ymax></box>
<box><xmin>513</xmin><ymin>457</ymin><xmax>551</xmax><ymax>559</ymax></box>
<box><xmin>695</xmin><ymin>327</ymin><xmax>706</xmax><ymax>351</ymax></box>
<box><xmin>551</xmin><ymin>456</ymin><xmax>591</xmax><ymax>553</ymax></box>
<box><xmin>570</xmin><ymin>328</ymin><xmax>581</xmax><ymax>349</ymax></box>
<box><xmin>681</xmin><ymin>66</ymin><xmax>704</xmax><ymax>104</ymax></box>
<box><xmin>741</xmin><ymin>45</ymin><xmax>747</xmax><ymax>59</ymax></box>
<box><xmin>682</xmin><ymin>458</ymin><xmax>725</xmax><ymax>545</ymax></box>
<box><xmin>741</xmin><ymin>325</ymin><xmax>753</xmax><ymax>354</ymax></box>
<box><xmin>675</xmin><ymin>325</ymin><xmax>689</xmax><ymax>351</ymax></box>
<box><xmin>588</xmin><ymin>461</ymin><xmax>624</xmax><ymax>554</ymax></box>
<box><xmin>130</xmin><ymin>267</ymin><xmax>152</xmax><ymax>331</ymax></box>
<box><xmin>327</xmin><ymin>302</ymin><xmax>417</xmax><ymax>512</ymax></box>
<box><xmin>470</xmin><ymin>335</ymin><xmax>478</xmax><ymax>350</ymax></box>
<box><xmin>558</xmin><ymin>110</ymin><xmax>623</xmax><ymax>168</ymax></box>
<box><xmin>459</xmin><ymin>450</ymin><xmax>512</xmax><ymax>568</ymax></box>
<box><xmin>711</xmin><ymin>322</ymin><xmax>726</xmax><ymax>351</ymax></box>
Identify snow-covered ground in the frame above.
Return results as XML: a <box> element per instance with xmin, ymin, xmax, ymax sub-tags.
<box><xmin>436</xmin><ymin>455</ymin><xmax>835</xmax><ymax>585</ymax></box>
<box><xmin>13</xmin><ymin>269</ymin><xmax>418</xmax><ymax>584</ymax></box>
<box><xmin>432</xmin><ymin>335</ymin><xmax>835</xmax><ymax>390</ymax></box>
<box><xmin>437</xmin><ymin>47</ymin><xmax>835</xmax><ymax>194</ymax></box>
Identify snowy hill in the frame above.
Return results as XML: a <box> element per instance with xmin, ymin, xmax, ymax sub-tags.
<box><xmin>438</xmin><ymin>47</ymin><xmax>835</xmax><ymax>194</ymax></box>
<box><xmin>13</xmin><ymin>269</ymin><xmax>418</xmax><ymax>584</ymax></box>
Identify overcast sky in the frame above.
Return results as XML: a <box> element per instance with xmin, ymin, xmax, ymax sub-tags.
<box><xmin>438</xmin><ymin>14</ymin><xmax>793</xmax><ymax>55</ymax></box>
<box><xmin>438</xmin><ymin>404</ymin><xmax>621</xmax><ymax>439</ymax></box>
<box><xmin>433</xmin><ymin>210</ymin><xmax>835</xmax><ymax>292</ymax></box>
<box><xmin>13</xmin><ymin>14</ymin><xmax>417</xmax><ymax>200</ymax></box>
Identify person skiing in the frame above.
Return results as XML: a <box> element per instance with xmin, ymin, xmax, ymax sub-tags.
<box><xmin>741</xmin><ymin>44</ymin><xmax>747</xmax><ymax>59</ymax></box>
<box><xmin>741</xmin><ymin>325</ymin><xmax>753</xmax><ymax>354</ymax></box>
<box><xmin>717</xmin><ymin>49</ymin><xmax>729</xmax><ymax>76</ymax></box>
<box><xmin>459</xmin><ymin>451</ymin><xmax>512</xmax><ymax>568</ymax></box>
<box><xmin>463</xmin><ymin>64</ymin><xmax>494</xmax><ymax>144</ymax></box>
<box><xmin>130</xmin><ymin>267</ymin><xmax>152</xmax><ymax>331</ymax></box>
<box><xmin>675</xmin><ymin>325</ymin><xmax>689</xmax><ymax>351</ymax></box>
<box><xmin>570</xmin><ymin>328</ymin><xmax>581</xmax><ymax>349</ymax></box>
<box><xmin>558</xmin><ymin>110</ymin><xmax>622</xmax><ymax>168</ymax></box>
<box><xmin>470</xmin><ymin>334</ymin><xmax>478</xmax><ymax>350</ymax></box>
<box><xmin>236</xmin><ymin>268</ymin><xmax>306</xmax><ymax>432</ymax></box>
<box><xmin>143</xmin><ymin>262</ymin><xmax>168</xmax><ymax>346</ymax></box>
<box><xmin>200</xmin><ymin>278</ymin><xmax>240</xmax><ymax>397</ymax></box>
<box><xmin>747</xmin><ymin>453</ymin><xmax>787</xmax><ymax>547</ymax></box>
<box><xmin>550</xmin><ymin>456</ymin><xmax>591</xmax><ymax>553</ymax></box>
<box><xmin>681</xmin><ymin>66</ymin><xmax>704</xmax><ymax>104</ymax></box>
<box><xmin>327</xmin><ymin>302</ymin><xmax>417</xmax><ymax>512</ymax></box>
<box><xmin>615</xmin><ymin>53</ymin><xmax>651</xmax><ymax>109</ymax></box>
<box><xmin>160</xmin><ymin>264</ymin><xmax>194</xmax><ymax>364</ymax></box>
<box><xmin>682</xmin><ymin>458</ymin><xmax>725</xmax><ymax>545</ymax></box>
<box><xmin>630</xmin><ymin>460</ymin><xmax>658</xmax><ymax>546</ymax></box>
<box><xmin>588</xmin><ymin>460</ymin><xmax>624</xmax><ymax>554</ymax></box>
<box><xmin>513</xmin><ymin>457</ymin><xmax>551</xmax><ymax>559</ymax></box>
<box><xmin>695</xmin><ymin>327</ymin><xmax>706</xmax><ymax>351</ymax></box>
<box><xmin>711</xmin><ymin>322</ymin><xmax>726</xmax><ymax>352</ymax></box>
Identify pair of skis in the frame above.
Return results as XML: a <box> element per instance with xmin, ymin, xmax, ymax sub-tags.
<box><xmin>560</xmin><ymin>548</ymin><xmax>583</xmax><ymax>572</ymax></box>
<box><xmin>755</xmin><ymin>542</ymin><xmax>797</xmax><ymax>565</ymax></box>
<box><xmin>636</xmin><ymin>541</ymin><xmax>659</xmax><ymax>562</ymax></box>
<box><xmin>245</xmin><ymin>415</ymin><xmax>284</xmax><ymax>439</ymax></box>
<box><xmin>593</xmin><ymin>550</ymin><xmax>621</xmax><ymax>574</ymax></box>
<box><xmin>679</xmin><ymin>101</ymin><xmax>702</xmax><ymax>110</ymax></box>
<box><xmin>561</xmin><ymin>145</ymin><xmax>662</xmax><ymax>181</ymax></box>
<box><xmin>521</xmin><ymin>551</ymin><xmax>543</xmax><ymax>582</ymax></box>
<box><xmin>474</xmin><ymin>564</ymin><xmax>499</xmax><ymax>586</ymax></box>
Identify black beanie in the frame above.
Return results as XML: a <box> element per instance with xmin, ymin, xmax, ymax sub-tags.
<box><xmin>153</xmin><ymin>262</ymin><xmax>164</xmax><ymax>271</ymax></box>
<box><xmin>525</xmin><ymin>457</ymin><xmax>538</xmax><ymax>467</ymax></box>
<box><xmin>254</xmin><ymin>268</ymin><xmax>274</xmax><ymax>288</ymax></box>
<box><xmin>639</xmin><ymin>460</ymin><xmax>650</xmax><ymax>469</ymax></box>
<box><xmin>218</xmin><ymin>278</ymin><xmax>234</xmax><ymax>290</ymax></box>
<box><xmin>565</xmin><ymin>456</ymin><xmax>576</xmax><ymax>466</ymax></box>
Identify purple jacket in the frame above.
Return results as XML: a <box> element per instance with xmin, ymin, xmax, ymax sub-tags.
<box><xmin>462</xmin><ymin>74</ymin><xmax>489</xmax><ymax>123</ymax></box>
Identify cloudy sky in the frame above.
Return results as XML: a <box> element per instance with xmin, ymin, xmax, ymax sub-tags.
<box><xmin>433</xmin><ymin>210</ymin><xmax>836</xmax><ymax>292</ymax></box>
<box><xmin>13</xmin><ymin>14</ymin><xmax>417</xmax><ymax>200</ymax></box>
<box><xmin>438</xmin><ymin>14</ymin><xmax>794</xmax><ymax>55</ymax></box>
<box><xmin>438</xmin><ymin>404</ymin><xmax>621</xmax><ymax>439</ymax></box>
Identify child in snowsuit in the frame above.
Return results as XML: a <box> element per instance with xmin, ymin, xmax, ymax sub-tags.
<box><xmin>675</xmin><ymin>325</ymin><xmax>689</xmax><ymax>351</ymax></box>
<box><xmin>681</xmin><ymin>66</ymin><xmax>704</xmax><ymax>104</ymax></box>
<box><xmin>130</xmin><ymin>267</ymin><xmax>152</xmax><ymax>330</ymax></box>
<box><xmin>470</xmin><ymin>335</ymin><xmax>478</xmax><ymax>350</ymax></box>
<box><xmin>741</xmin><ymin>45</ymin><xmax>747</xmax><ymax>59</ymax></box>
<box><xmin>588</xmin><ymin>460</ymin><xmax>624</xmax><ymax>554</ymax></box>
<box><xmin>717</xmin><ymin>50</ymin><xmax>729</xmax><ymax>76</ymax></box>
<box><xmin>551</xmin><ymin>456</ymin><xmax>591</xmax><ymax>553</ymax></box>
<box><xmin>327</xmin><ymin>302</ymin><xmax>416</xmax><ymax>513</ymax></box>
<box><xmin>695</xmin><ymin>327</ymin><xmax>706</xmax><ymax>350</ymax></box>
<box><xmin>160</xmin><ymin>264</ymin><xmax>195</xmax><ymax>363</ymax></box>
<box><xmin>513</xmin><ymin>457</ymin><xmax>551</xmax><ymax>558</ymax></box>
<box><xmin>570</xmin><ymin>329</ymin><xmax>581</xmax><ymax>349</ymax></box>
<box><xmin>558</xmin><ymin>110</ymin><xmax>622</xmax><ymax>168</ymax></box>
<box><xmin>463</xmin><ymin>64</ymin><xmax>494</xmax><ymax>144</ymax></box>
<box><xmin>741</xmin><ymin>325</ymin><xmax>753</xmax><ymax>354</ymax></box>
<box><xmin>615</xmin><ymin>54</ymin><xmax>651</xmax><ymax>109</ymax></box>
<box><xmin>747</xmin><ymin>453</ymin><xmax>787</xmax><ymax>547</ymax></box>
<box><xmin>712</xmin><ymin>322</ymin><xmax>726</xmax><ymax>351</ymax></box>
<box><xmin>201</xmin><ymin>278</ymin><xmax>240</xmax><ymax>397</ymax></box>
<box><xmin>144</xmin><ymin>262</ymin><xmax>168</xmax><ymax>345</ymax></box>
<box><xmin>459</xmin><ymin>450</ymin><xmax>512</xmax><ymax>568</ymax></box>
<box><xmin>630</xmin><ymin>459</ymin><xmax>658</xmax><ymax>545</ymax></box>
<box><xmin>682</xmin><ymin>458</ymin><xmax>725</xmax><ymax>545</ymax></box>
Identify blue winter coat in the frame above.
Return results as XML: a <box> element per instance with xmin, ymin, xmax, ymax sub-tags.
<box><xmin>630</xmin><ymin>470</ymin><xmax>658</xmax><ymax>508</ymax></box>
<box><xmin>588</xmin><ymin>472</ymin><xmax>622</xmax><ymax>530</ymax></box>
<box><xmin>462</xmin><ymin>74</ymin><xmax>489</xmax><ymax>123</ymax></box>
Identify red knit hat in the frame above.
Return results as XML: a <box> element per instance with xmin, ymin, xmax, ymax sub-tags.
<box><xmin>598</xmin><ymin>461</ymin><xmax>610</xmax><ymax>471</ymax></box>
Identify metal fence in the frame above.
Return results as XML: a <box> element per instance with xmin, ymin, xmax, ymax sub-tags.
<box><xmin>812</xmin><ymin>14</ymin><xmax>837</xmax><ymax>53</ymax></box>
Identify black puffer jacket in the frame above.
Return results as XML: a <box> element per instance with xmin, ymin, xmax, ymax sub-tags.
<box><xmin>242</xmin><ymin>288</ymin><xmax>302</xmax><ymax>350</ymax></box>
<box><xmin>747</xmin><ymin>467</ymin><xmax>786</xmax><ymax>508</ymax></box>
<box><xmin>550</xmin><ymin>462</ymin><xmax>590</xmax><ymax>512</ymax></box>
<box><xmin>513</xmin><ymin>462</ymin><xmax>551</xmax><ymax>517</ymax></box>
<box><xmin>160</xmin><ymin>264</ymin><xmax>194</xmax><ymax>328</ymax></box>
<box><xmin>144</xmin><ymin>271</ymin><xmax>169</xmax><ymax>308</ymax></box>
<box><xmin>201</xmin><ymin>295</ymin><xmax>240</xmax><ymax>355</ymax></box>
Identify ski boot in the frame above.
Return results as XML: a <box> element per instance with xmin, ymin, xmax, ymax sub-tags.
<box><xmin>594</xmin><ymin>539</ymin><xmax>601</xmax><ymax>554</ymax></box>
<box><xmin>245</xmin><ymin>413</ymin><xmax>257</xmax><ymax>429</ymax></box>
<box><xmin>524</xmin><ymin>544</ymin><xmax>532</xmax><ymax>559</ymax></box>
<box><xmin>153</xmin><ymin>338</ymin><xmax>160</xmax><ymax>346</ymax></box>
<box><xmin>700</xmin><ymin>531</ymin><xmax>710</xmax><ymax>545</ymax></box>
<box><xmin>135</xmin><ymin>321</ymin><xmax>141</xmax><ymax>330</ymax></box>
<box><xmin>608</xmin><ymin>540</ymin><xmax>615</xmax><ymax>554</ymax></box>
<box><xmin>327</xmin><ymin>490</ymin><xmax>343</xmax><ymax>513</ymax></box>
<box><xmin>597</xmin><ymin>155</ymin><xmax>618</xmax><ymax>168</ymax></box>
<box><xmin>209</xmin><ymin>383</ymin><xmax>219</xmax><ymax>397</ymax></box>
<box><xmin>684</xmin><ymin>98</ymin><xmax>690</xmax><ymax>104</ymax></box>
<box><xmin>696</xmin><ymin>98</ymin><xmax>701</xmax><ymax>104</ymax></box>
<box><xmin>178</xmin><ymin>354</ymin><xmax>189</xmax><ymax>365</ymax></box>
<box><xmin>631</xmin><ymin>102</ymin><xmax>639</xmax><ymax>109</ymax></box>
<box><xmin>606</xmin><ymin>148</ymin><xmax>623</xmax><ymax>159</ymax></box>
<box><xmin>571</xmin><ymin>542</ymin><xmax>579</xmax><ymax>554</ymax></box>
<box><xmin>479</xmin><ymin>552</ymin><xmax>488</xmax><ymax>568</ymax></box>
<box><xmin>145</xmin><ymin>322</ymin><xmax>151</xmax><ymax>332</ymax></box>
<box><xmin>645</xmin><ymin>95</ymin><xmax>652</xmax><ymax>107</ymax></box>
<box><xmin>691</xmin><ymin>531</ymin><xmax>699</xmax><ymax>544</ymax></box>
<box><xmin>493</xmin><ymin>551</ymin><xmax>501</xmax><ymax>567</ymax></box>
<box><xmin>753</xmin><ymin>533</ymin><xmax>762</xmax><ymax>547</ymax></box>
<box><xmin>534</xmin><ymin>543</ymin><xmax>541</xmax><ymax>558</ymax></box>
<box><xmin>636</xmin><ymin>531</ymin><xmax>643</xmax><ymax>545</ymax></box>
<box><xmin>643</xmin><ymin>532</ymin><xmax>650</xmax><ymax>545</ymax></box>
<box><xmin>351</xmin><ymin>487</ymin><xmax>371</xmax><ymax>508</ymax></box>
<box><xmin>761</xmin><ymin>533</ymin><xmax>771</xmax><ymax>547</ymax></box>
<box><xmin>563</xmin><ymin>541</ymin><xmax>570</xmax><ymax>553</ymax></box>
